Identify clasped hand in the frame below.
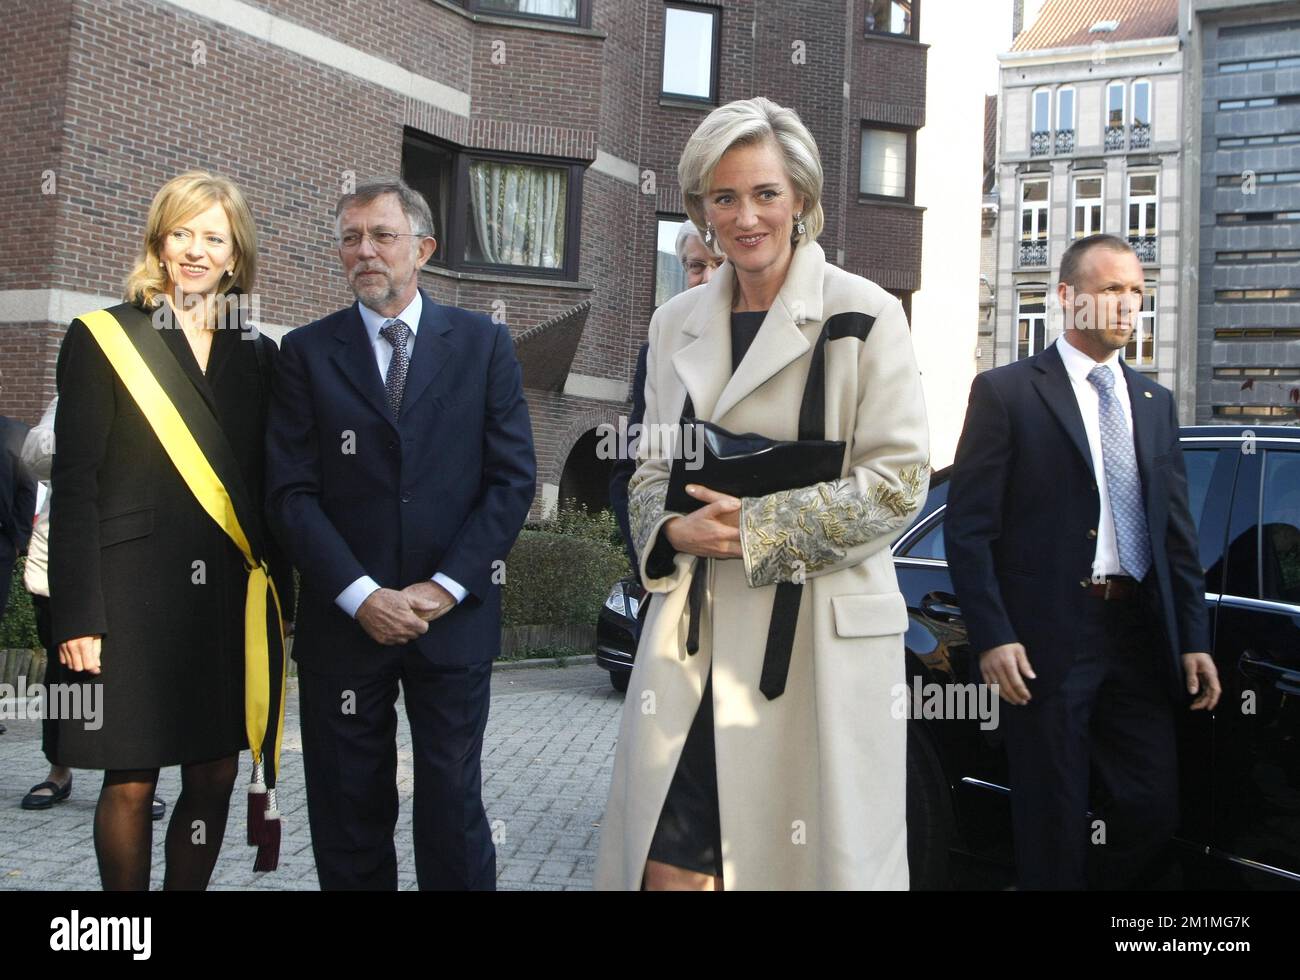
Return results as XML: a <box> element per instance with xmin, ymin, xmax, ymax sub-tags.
<box><xmin>356</xmin><ymin>581</ymin><xmax>455</xmax><ymax>645</ymax></box>
<box><xmin>663</xmin><ymin>484</ymin><xmax>743</xmax><ymax>560</ymax></box>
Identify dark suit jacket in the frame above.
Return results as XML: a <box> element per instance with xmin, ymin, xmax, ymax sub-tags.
<box><xmin>0</xmin><ymin>415</ymin><xmax>36</xmax><ymax>559</ymax></box>
<box><xmin>945</xmin><ymin>341</ymin><xmax>1210</xmax><ymax>702</ymax></box>
<box><xmin>608</xmin><ymin>341</ymin><xmax>648</xmax><ymax>571</ymax></box>
<box><xmin>265</xmin><ymin>289</ymin><xmax>536</xmax><ymax>671</ymax></box>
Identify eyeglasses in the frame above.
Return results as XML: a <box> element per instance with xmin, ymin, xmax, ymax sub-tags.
<box><xmin>337</xmin><ymin>231</ymin><xmax>426</xmax><ymax>250</ymax></box>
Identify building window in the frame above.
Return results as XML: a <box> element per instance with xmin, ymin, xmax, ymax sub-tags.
<box><xmin>1056</xmin><ymin>87</ymin><xmax>1075</xmax><ymax>153</ymax></box>
<box><xmin>1072</xmin><ymin>175</ymin><xmax>1103</xmax><ymax>238</ymax></box>
<box><xmin>453</xmin><ymin>0</ymin><xmax>587</xmax><ymax>24</ymax></box>
<box><xmin>1105</xmin><ymin>81</ymin><xmax>1126</xmax><ymax>151</ymax></box>
<box><xmin>402</xmin><ymin>129</ymin><xmax>584</xmax><ymax>279</ymax></box>
<box><xmin>1016</xmin><ymin>287</ymin><xmax>1047</xmax><ymax>360</ymax></box>
<box><xmin>1031</xmin><ymin>88</ymin><xmax>1051</xmax><ymax>156</ymax></box>
<box><xmin>865</xmin><ymin>0</ymin><xmax>917</xmax><ymax>38</ymax></box>
<box><xmin>1127</xmin><ymin>172</ymin><xmax>1158</xmax><ymax>262</ymax></box>
<box><xmin>1019</xmin><ymin>178</ymin><xmax>1049</xmax><ymax>266</ymax></box>
<box><xmin>1124</xmin><ymin>282</ymin><xmax>1157</xmax><ymax>367</ymax></box>
<box><xmin>859</xmin><ymin>126</ymin><xmax>913</xmax><ymax>201</ymax></box>
<box><xmin>655</xmin><ymin>217</ymin><xmax>688</xmax><ymax>307</ymax></box>
<box><xmin>662</xmin><ymin>4</ymin><xmax>720</xmax><ymax>103</ymax></box>
<box><xmin>1131</xmin><ymin>79</ymin><xmax>1151</xmax><ymax>149</ymax></box>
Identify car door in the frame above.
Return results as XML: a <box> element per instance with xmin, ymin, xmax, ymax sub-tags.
<box><xmin>1207</xmin><ymin>435</ymin><xmax>1300</xmax><ymax>887</ymax></box>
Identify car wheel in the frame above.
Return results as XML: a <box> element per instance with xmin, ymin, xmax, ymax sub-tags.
<box><xmin>906</xmin><ymin>719</ymin><xmax>953</xmax><ymax>890</ymax></box>
<box><xmin>609</xmin><ymin>671</ymin><xmax>629</xmax><ymax>693</ymax></box>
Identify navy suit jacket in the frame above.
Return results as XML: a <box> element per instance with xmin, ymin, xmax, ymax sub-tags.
<box><xmin>265</xmin><ymin>289</ymin><xmax>536</xmax><ymax>670</ymax></box>
<box><xmin>945</xmin><ymin>341</ymin><xmax>1210</xmax><ymax>702</ymax></box>
<box><xmin>608</xmin><ymin>341</ymin><xmax>648</xmax><ymax>571</ymax></box>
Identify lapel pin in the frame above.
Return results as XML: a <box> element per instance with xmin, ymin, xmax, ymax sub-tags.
<box><xmin>1144</xmin><ymin>391</ymin><xmax>1153</xmax><ymax>398</ymax></box>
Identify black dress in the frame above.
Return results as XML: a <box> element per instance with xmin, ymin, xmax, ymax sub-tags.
<box><xmin>646</xmin><ymin>310</ymin><xmax>766</xmax><ymax>877</ymax></box>
<box><xmin>48</xmin><ymin>306</ymin><xmax>293</xmax><ymax>770</ymax></box>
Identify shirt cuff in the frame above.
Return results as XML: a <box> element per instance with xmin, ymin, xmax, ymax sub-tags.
<box><xmin>432</xmin><ymin>573</ymin><xmax>467</xmax><ymax>605</ymax></box>
<box><xmin>336</xmin><ymin>576</ymin><xmax>381</xmax><ymax>619</ymax></box>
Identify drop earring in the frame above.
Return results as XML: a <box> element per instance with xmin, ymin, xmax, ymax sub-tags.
<box><xmin>703</xmin><ymin>223</ymin><xmax>714</xmax><ymax>245</ymax></box>
<box><xmin>794</xmin><ymin>212</ymin><xmax>806</xmax><ymax>237</ymax></box>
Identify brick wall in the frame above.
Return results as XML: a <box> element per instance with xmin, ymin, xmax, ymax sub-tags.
<box><xmin>1</xmin><ymin>0</ymin><xmax>927</xmax><ymax>506</ymax></box>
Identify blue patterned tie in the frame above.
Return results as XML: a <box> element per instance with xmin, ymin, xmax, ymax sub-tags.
<box><xmin>379</xmin><ymin>318</ymin><xmax>411</xmax><ymax>418</ymax></box>
<box><xmin>1087</xmin><ymin>365</ymin><xmax>1151</xmax><ymax>580</ymax></box>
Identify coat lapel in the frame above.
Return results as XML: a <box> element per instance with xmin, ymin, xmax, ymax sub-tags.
<box><xmin>330</xmin><ymin>303</ymin><xmax>396</xmax><ymax>429</ymax></box>
<box><xmin>1031</xmin><ymin>341</ymin><xmax>1095</xmax><ymax>479</ymax></box>
<box><xmin>397</xmin><ymin>290</ymin><xmax>454</xmax><ymax>417</ymax></box>
<box><xmin>672</xmin><ymin>240</ymin><xmax>826</xmax><ymax>423</ymax></box>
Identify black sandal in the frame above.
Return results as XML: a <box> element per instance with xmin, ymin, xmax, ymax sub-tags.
<box><xmin>21</xmin><ymin>778</ymin><xmax>72</xmax><ymax>810</ymax></box>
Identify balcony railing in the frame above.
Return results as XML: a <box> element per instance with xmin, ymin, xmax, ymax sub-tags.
<box><xmin>1105</xmin><ymin>125</ymin><xmax>1126</xmax><ymax>151</ymax></box>
<box><xmin>1130</xmin><ymin>122</ymin><xmax>1151</xmax><ymax>149</ymax></box>
<box><xmin>1128</xmin><ymin>234</ymin><xmax>1157</xmax><ymax>264</ymax></box>
<box><xmin>1030</xmin><ymin>130</ymin><xmax>1051</xmax><ymax>156</ymax></box>
<box><xmin>1054</xmin><ymin>129</ymin><xmax>1075</xmax><ymax>154</ymax></box>
<box><xmin>1019</xmin><ymin>240</ymin><xmax>1049</xmax><ymax>266</ymax></box>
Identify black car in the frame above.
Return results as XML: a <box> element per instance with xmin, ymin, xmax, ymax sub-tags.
<box><xmin>595</xmin><ymin>426</ymin><xmax>1300</xmax><ymax>889</ymax></box>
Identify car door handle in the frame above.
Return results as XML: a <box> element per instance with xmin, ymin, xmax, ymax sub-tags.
<box><xmin>1238</xmin><ymin>650</ymin><xmax>1300</xmax><ymax>695</ymax></box>
<box><xmin>921</xmin><ymin>592</ymin><xmax>963</xmax><ymax>623</ymax></box>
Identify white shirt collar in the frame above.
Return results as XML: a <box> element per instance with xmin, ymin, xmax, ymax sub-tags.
<box><xmin>1055</xmin><ymin>333</ymin><xmax>1124</xmax><ymax>389</ymax></box>
<box><xmin>358</xmin><ymin>291</ymin><xmax>422</xmax><ymax>345</ymax></box>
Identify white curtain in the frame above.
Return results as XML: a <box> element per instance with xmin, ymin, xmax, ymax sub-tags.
<box><xmin>468</xmin><ymin>161</ymin><xmax>566</xmax><ymax>268</ymax></box>
<box><xmin>517</xmin><ymin>0</ymin><xmax>577</xmax><ymax>17</ymax></box>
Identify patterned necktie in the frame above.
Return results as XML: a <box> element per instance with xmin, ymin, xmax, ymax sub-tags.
<box><xmin>379</xmin><ymin>318</ymin><xmax>411</xmax><ymax>418</ymax></box>
<box><xmin>1087</xmin><ymin>364</ymin><xmax>1151</xmax><ymax>580</ymax></box>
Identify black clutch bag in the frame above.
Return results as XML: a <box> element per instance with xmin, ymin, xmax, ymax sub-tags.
<box><xmin>665</xmin><ymin>418</ymin><xmax>846</xmax><ymax>513</ymax></box>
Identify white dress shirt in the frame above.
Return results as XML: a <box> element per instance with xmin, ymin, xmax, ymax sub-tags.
<box><xmin>334</xmin><ymin>293</ymin><xmax>468</xmax><ymax>618</ymax></box>
<box><xmin>1054</xmin><ymin>334</ymin><xmax>1134</xmax><ymax>579</ymax></box>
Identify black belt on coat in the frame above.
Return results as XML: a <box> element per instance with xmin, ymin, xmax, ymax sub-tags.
<box><xmin>679</xmin><ymin>321</ymin><xmax>840</xmax><ymax>700</ymax></box>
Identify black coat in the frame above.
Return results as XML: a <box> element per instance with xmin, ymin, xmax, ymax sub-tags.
<box><xmin>48</xmin><ymin>304</ymin><xmax>293</xmax><ymax>769</ymax></box>
<box><xmin>944</xmin><ymin>341</ymin><xmax>1210</xmax><ymax>702</ymax></box>
<box><xmin>608</xmin><ymin>341</ymin><xmax>648</xmax><ymax>571</ymax></box>
<box><xmin>0</xmin><ymin>415</ymin><xmax>36</xmax><ymax>557</ymax></box>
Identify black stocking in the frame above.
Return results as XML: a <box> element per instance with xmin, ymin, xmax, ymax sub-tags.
<box><xmin>163</xmin><ymin>754</ymin><xmax>238</xmax><ymax>891</ymax></box>
<box><xmin>94</xmin><ymin>769</ymin><xmax>161</xmax><ymax>891</ymax></box>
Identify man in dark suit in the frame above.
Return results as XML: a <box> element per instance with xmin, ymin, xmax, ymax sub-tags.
<box><xmin>0</xmin><ymin>411</ymin><xmax>37</xmax><ymax>624</ymax></box>
<box><xmin>946</xmin><ymin>233</ymin><xmax>1220</xmax><ymax>890</ymax></box>
<box><xmin>608</xmin><ymin>220</ymin><xmax>720</xmax><ymax>571</ymax></box>
<box><xmin>266</xmin><ymin>179</ymin><xmax>536</xmax><ymax>890</ymax></box>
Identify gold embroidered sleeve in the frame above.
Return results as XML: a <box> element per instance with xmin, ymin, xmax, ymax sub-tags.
<box><xmin>628</xmin><ymin>470</ymin><xmax>670</xmax><ymax>567</ymax></box>
<box><xmin>740</xmin><ymin>463</ymin><xmax>929</xmax><ymax>587</ymax></box>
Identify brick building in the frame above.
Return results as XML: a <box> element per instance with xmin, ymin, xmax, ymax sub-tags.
<box><xmin>0</xmin><ymin>0</ymin><xmax>927</xmax><ymax>518</ymax></box>
<box><xmin>992</xmin><ymin>0</ymin><xmax>1185</xmax><ymax>393</ymax></box>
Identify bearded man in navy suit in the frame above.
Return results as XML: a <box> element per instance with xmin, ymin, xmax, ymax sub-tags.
<box><xmin>266</xmin><ymin>179</ymin><xmax>535</xmax><ymax>890</ymax></box>
<box><xmin>946</xmin><ymin>233</ymin><xmax>1220</xmax><ymax>890</ymax></box>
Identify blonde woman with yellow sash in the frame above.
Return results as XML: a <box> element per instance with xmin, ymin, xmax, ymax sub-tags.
<box><xmin>48</xmin><ymin>171</ymin><xmax>293</xmax><ymax>890</ymax></box>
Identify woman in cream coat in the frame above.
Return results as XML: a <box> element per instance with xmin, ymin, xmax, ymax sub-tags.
<box><xmin>595</xmin><ymin>97</ymin><xmax>930</xmax><ymax>890</ymax></box>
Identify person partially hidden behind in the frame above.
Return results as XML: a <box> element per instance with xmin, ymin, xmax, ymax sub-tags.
<box><xmin>945</xmin><ymin>233</ymin><xmax>1221</xmax><ymax>890</ymax></box>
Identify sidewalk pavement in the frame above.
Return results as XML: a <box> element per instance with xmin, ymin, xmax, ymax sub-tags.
<box><xmin>0</xmin><ymin>660</ymin><xmax>623</xmax><ymax>891</ymax></box>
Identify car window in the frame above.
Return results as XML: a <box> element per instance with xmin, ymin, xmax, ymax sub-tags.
<box><xmin>1183</xmin><ymin>449</ymin><xmax>1218</xmax><ymax>533</ymax></box>
<box><xmin>1260</xmin><ymin>450</ymin><xmax>1300</xmax><ymax>604</ymax></box>
<box><xmin>901</xmin><ymin>512</ymin><xmax>945</xmax><ymax>560</ymax></box>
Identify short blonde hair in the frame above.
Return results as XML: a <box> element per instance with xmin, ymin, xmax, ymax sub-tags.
<box><xmin>124</xmin><ymin>171</ymin><xmax>258</xmax><ymax>307</ymax></box>
<box><xmin>677</xmin><ymin>97</ymin><xmax>825</xmax><ymax>244</ymax></box>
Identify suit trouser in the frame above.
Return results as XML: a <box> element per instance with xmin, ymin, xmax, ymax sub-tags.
<box><xmin>1002</xmin><ymin>583</ymin><xmax>1179</xmax><ymax>890</ymax></box>
<box><xmin>298</xmin><ymin>650</ymin><xmax>496</xmax><ymax>891</ymax></box>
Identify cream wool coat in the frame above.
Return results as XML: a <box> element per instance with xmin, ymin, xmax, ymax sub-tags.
<box><xmin>594</xmin><ymin>240</ymin><xmax>931</xmax><ymax>890</ymax></box>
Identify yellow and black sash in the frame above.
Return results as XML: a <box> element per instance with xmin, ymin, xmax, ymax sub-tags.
<box><xmin>80</xmin><ymin>304</ymin><xmax>286</xmax><ymax>868</ymax></box>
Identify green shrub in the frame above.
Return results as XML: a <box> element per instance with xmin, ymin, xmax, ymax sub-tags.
<box><xmin>504</xmin><ymin>501</ymin><xmax>632</xmax><ymax>627</ymax></box>
<box><xmin>0</xmin><ymin>558</ymin><xmax>40</xmax><ymax>650</ymax></box>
